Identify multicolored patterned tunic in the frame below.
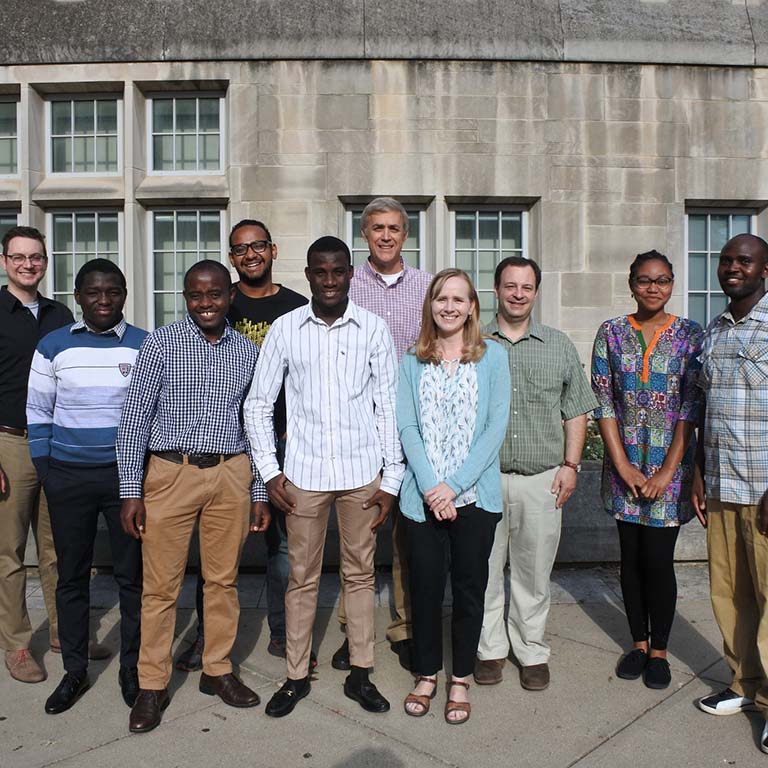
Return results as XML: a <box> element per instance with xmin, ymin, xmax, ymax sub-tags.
<box><xmin>591</xmin><ymin>315</ymin><xmax>703</xmax><ymax>527</ymax></box>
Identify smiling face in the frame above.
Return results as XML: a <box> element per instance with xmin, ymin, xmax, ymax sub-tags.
<box><xmin>718</xmin><ymin>235</ymin><xmax>768</xmax><ymax>302</ymax></box>
<box><xmin>75</xmin><ymin>271</ymin><xmax>127</xmax><ymax>332</ymax></box>
<box><xmin>1</xmin><ymin>235</ymin><xmax>48</xmax><ymax>295</ymax></box>
<box><xmin>183</xmin><ymin>267</ymin><xmax>235</xmax><ymax>342</ymax></box>
<box><xmin>305</xmin><ymin>250</ymin><xmax>353</xmax><ymax>322</ymax></box>
<box><xmin>430</xmin><ymin>275</ymin><xmax>475</xmax><ymax>339</ymax></box>
<box><xmin>362</xmin><ymin>210</ymin><xmax>408</xmax><ymax>275</ymax></box>
<box><xmin>229</xmin><ymin>224</ymin><xmax>276</xmax><ymax>287</ymax></box>
<box><xmin>494</xmin><ymin>264</ymin><xmax>538</xmax><ymax>325</ymax></box>
<box><xmin>629</xmin><ymin>258</ymin><xmax>674</xmax><ymax>316</ymax></box>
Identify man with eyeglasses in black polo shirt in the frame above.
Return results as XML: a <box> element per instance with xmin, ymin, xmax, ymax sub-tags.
<box><xmin>0</xmin><ymin>226</ymin><xmax>73</xmax><ymax>684</ymax></box>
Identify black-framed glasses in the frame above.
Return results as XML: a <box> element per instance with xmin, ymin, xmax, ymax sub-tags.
<box><xmin>632</xmin><ymin>276</ymin><xmax>673</xmax><ymax>287</ymax></box>
<box><xmin>230</xmin><ymin>240</ymin><xmax>271</xmax><ymax>257</ymax></box>
<box><xmin>5</xmin><ymin>253</ymin><xmax>47</xmax><ymax>266</ymax></box>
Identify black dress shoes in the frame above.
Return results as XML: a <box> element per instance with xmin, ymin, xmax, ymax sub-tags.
<box><xmin>129</xmin><ymin>689</ymin><xmax>170</xmax><ymax>733</ymax></box>
<box><xmin>175</xmin><ymin>631</ymin><xmax>204</xmax><ymax>672</ymax></box>
<box><xmin>119</xmin><ymin>666</ymin><xmax>140</xmax><ymax>707</ymax></box>
<box><xmin>199</xmin><ymin>672</ymin><xmax>260</xmax><ymax>707</ymax></box>
<box><xmin>45</xmin><ymin>671</ymin><xmax>90</xmax><ymax>714</ymax></box>
<box><xmin>265</xmin><ymin>677</ymin><xmax>311</xmax><ymax>718</ymax></box>
<box><xmin>344</xmin><ymin>671</ymin><xmax>390</xmax><ymax>713</ymax></box>
<box><xmin>331</xmin><ymin>638</ymin><xmax>351</xmax><ymax>670</ymax></box>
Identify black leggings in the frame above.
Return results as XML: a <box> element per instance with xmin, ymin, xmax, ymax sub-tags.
<box><xmin>616</xmin><ymin>520</ymin><xmax>680</xmax><ymax>651</ymax></box>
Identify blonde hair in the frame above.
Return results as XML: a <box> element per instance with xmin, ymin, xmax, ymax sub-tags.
<box><xmin>414</xmin><ymin>269</ymin><xmax>486</xmax><ymax>365</ymax></box>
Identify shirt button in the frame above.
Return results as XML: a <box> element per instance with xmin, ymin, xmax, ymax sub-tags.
<box><xmin>514</xmin><ymin>411</ymin><xmax>518</xmax><ymax>415</ymax></box>
<box><xmin>513</xmin><ymin>388</ymin><xmax>517</xmax><ymax>392</ymax></box>
<box><xmin>513</xmin><ymin>435</ymin><xmax>518</xmax><ymax>438</ymax></box>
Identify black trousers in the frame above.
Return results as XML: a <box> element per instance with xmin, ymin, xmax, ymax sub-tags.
<box><xmin>45</xmin><ymin>461</ymin><xmax>142</xmax><ymax>674</ymax></box>
<box><xmin>616</xmin><ymin>519</ymin><xmax>680</xmax><ymax>651</ymax></box>
<box><xmin>405</xmin><ymin>504</ymin><xmax>500</xmax><ymax>678</ymax></box>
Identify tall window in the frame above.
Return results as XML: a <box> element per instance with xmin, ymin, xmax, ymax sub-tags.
<box><xmin>150</xmin><ymin>96</ymin><xmax>223</xmax><ymax>172</ymax></box>
<box><xmin>346</xmin><ymin>207</ymin><xmax>424</xmax><ymax>268</ymax></box>
<box><xmin>49</xmin><ymin>98</ymin><xmax>119</xmax><ymax>174</ymax></box>
<box><xmin>452</xmin><ymin>208</ymin><xmax>526</xmax><ymax>323</ymax></box>
<box><xmin>0</xmin><ymin>101</ymin><xmax>17</xmax><ymax>176</ymax></box>
<box><xmin>151</xmin><ymin>210</ymin><xmax>223</xmax><ymax>327</ymax></box>
<box><xmin>0</xmin><ymin>211</ymin><xmax>19</xmax><ymax>289</ymax></box>
<box><xmin>50</xmin><ymin>212</ymin><xmax>120</xmax><ymax>313</ymax></box>
<box><xmin>686</xmin><ymin>212</ymin><xmax>752</xmax><ymax>328</ymax></box>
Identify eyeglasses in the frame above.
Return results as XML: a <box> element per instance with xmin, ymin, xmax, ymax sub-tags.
<box><xmin>5</xmin><ymin>253</ymin><xmax>47</xmax><ymax>266</ymax></box>
<box><xmin>632</xmin><ymin>276</ymin><xmax>673</xmax><ymax>287</ymax></box>
<box><xmin>230</xmin><ymin>240</ymin><xmax>271</xmax><ymax>257</ymax></box>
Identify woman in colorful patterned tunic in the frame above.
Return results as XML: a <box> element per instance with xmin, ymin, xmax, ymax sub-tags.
<box><xmin>397</xmin><ymin>269</ymin><xmax>510</xmax><ymax>724</ymax></box>
<box><xmin>591</xmin><ymin>250</ymin><xmax>703</xmax><ymax>690</ymax></box>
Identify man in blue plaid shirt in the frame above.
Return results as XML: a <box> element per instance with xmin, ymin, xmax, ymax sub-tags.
<box><xmin>693</xmin><ymin>233</ymin><xmax>768</xmax><ymax>756</ymax></box>
<box><xmin>117</xmin><ymin>260</ymin><xmax>269</xmax><ymax>734</ymax></box>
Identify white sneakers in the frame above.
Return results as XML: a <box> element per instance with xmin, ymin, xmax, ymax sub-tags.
<box><xmin>697</xmin><ymin>688</ymin><xmax>756</xmax><ymax>716</ymax></box>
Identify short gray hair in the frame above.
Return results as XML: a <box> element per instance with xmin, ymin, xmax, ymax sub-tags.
<box><xmin>360</xmin><ymin>197</ymin><xmax>409</xmax><ymax>235</ymax></box>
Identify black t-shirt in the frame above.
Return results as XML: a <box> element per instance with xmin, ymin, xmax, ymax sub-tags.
<box><xmin>228</xmin><ymin>284</ymin><xmax>307</xmax><ymax>438</ymax></box>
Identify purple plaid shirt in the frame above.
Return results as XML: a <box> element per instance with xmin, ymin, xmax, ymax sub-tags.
<box><xmin>349</xmin><ymin>259</ymin><xmax>433</xmax><ymax>361</ymax></box>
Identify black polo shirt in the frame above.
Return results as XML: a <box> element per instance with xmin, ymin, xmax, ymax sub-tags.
<box><xmin>0</xmin><ymin>286</ymin><xmax>74</xmax><ymax>429</ymax></box>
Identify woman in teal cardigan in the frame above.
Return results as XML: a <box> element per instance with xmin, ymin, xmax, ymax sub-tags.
<box><xmin>397</xmin><ymin>268</ymin><xmax>510</xmax><ymax>725</ymax></box>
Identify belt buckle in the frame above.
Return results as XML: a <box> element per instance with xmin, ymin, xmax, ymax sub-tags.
<box><xmin>193</xmin><ymin>454</ymin><xmax>219</xmax><ymax>469</ymax></box>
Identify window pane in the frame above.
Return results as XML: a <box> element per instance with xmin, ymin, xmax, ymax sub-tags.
<box><xmin>477</xmin><ymin>251</ymin><xmax>496</xmax><ymax>289</ymax></box>
<box><xmin>709</xmin><ymin>215</ymin><xmax>729</xmax><ymax>252</ymax></box>
<box><xmin>478</xmin><ymin>292</ymin><xmax>496</xmax><ymax>325</ymax></box>
<box><xmin>198</xmin><ymin>98</ymin><xmax>220</xmax><ymax>132</ymax></box>
<box><xmin>96</xmin><ymin>100</ymin><xmax>117</xmax><ymax>133</ymax></box>
<box><xmin>153</xmin><ymin>135</ymin><xmax>173</xmax><ymax>171</ymax></box>
<box><xmin>99</xmin><ymin>214</ymin><xmax>119</xmax><ymax>252</ymax></box>
<box><xmin>404</xmin><ymin>213</ymin><xmax>419</xmax><ymax>251</ymax></box>
<box><xmin>154</xmin><ymin>251</ymin><xmax>175</xmax><ymax>292</ymax></box>
<box><xmin>199</xmin><ymin>212</ymin><xmax>220</xmax><ymax>251</ymax></box>
<box><xmin>688</xmin><ymin>253</ymin><xmax>707</xmax><ymax>292</ymax></box>
<box><xmin>709</xmin><ymin>255</ymin><xmax>721</xmax><ymax>291</ymax></box>
<box><xmin>710</xmin><ymin>293</ymin><xmax>728</xmax><ymax>319</ymax></box>
<box><xmin>455</xmin><ymin>250</ymin><xmax>474</xmax><ymax>273</ymax></box>
<box><xmin>153</xmin><ymin>213</ymin><xmax>175</xmax><ymax>251</ymax></box>
<box><xmin>52</xmin><ymin>136</ymin><xmax>71</xmax><ymax>172</ymax></box>
<box><xmin>175</xmin><ymin>99</ymin><xmax>196</xmax><ymax>133</ymax></box>
<box><xmin>351</xmin><ymin>212</ymin><xmax>366</xmax><ymax>250</ymax></box>
<box><xmin>51</xmin><ymin>101</ymin><xmax>71</xmax><ymax>135</ymax></box>
<box><xmin>455</xmin><ymin>214</ymin><xmax>475</xmax><ymax>250</ymax></box>
<box><xmin>94</xmin><ymin>135</ymin><xmax>118</xmax><ymax>172</ymax></box>
<box><xmin>73</xmin><ymin>100</ymin><xmax>94</xmax><ymax>135</ymax></box>
<box><xmin>53</xmin><ymin>255</ymin><xmax>73</xmax><ymax>296</ymax></box>
<box><xmin>176</xmin><ymin>134</ymin><xmax>197</xmax><ymax>170</ymax></box>
<box><xmin>176</xmin><ymin>212</ymin><xmax>198</xmax><ymax>251</ymax></box>
<box><xmin>154</xmin><ymin>293</ymin><xmax>178</xmax><ymax>327</ymax></box>
<box><xmin>478</xmin><ymin>212</ymin><xmax>499</xmax><ymax>250</ymax></box>
<box><xmin>0</xmin><ymin>138</ymin><xmax>15</xmax><ymax>174</ymax></box>
<box><xmin>75</xmin><ymin>214</ymin><xmax>97</xmax><ymax>253</ymax></box>
<box><xmin>688</xmin><ymin>294</ymin><xmax>707</xmax><ymax>328</ymax></box>
<box><xmin>501</xmin><ymin>213</ymin><xmax>522</xmax><ymax>250</ymax></box>
<box><xmin>73</xmin><ymin>136</ymin><xmax>94</xmax><ymax>173</ymax></box>
<box><xmin>0</xmin><ymin>103</ymin><xmax>15</xmax><ymax>136</ymax></box>
<box><xmin>732</xmin><ymin>215</ymin><xmax>751</xmax><ymax>236</ymax></box>
<box><xmin>401</xmin><ymin>250</ymin><xmax>419</xmax><ymax>270</ymax></box>
<box><xmin>53</xmin><ymin>214</ymin><xmax>73</xmax><ymax>252</ymax></box>
<box><xmin>198</xmin><ymin>134</ymin><xmax>220</xmax><ymax>170</ymax></box>
<box><xmin>179</xmin><ymin>251</ymin><xmax>200</xmax><ymax>284</ymax></box>
<box><xmin>688</xmin><ymin>215</ymin><xmax>707</xmax><ymax>252</ymax></box>
<box><xmin>153</xmin><ymin>99</ymin><xmax>174</xmax><ymax>133</ymax></box>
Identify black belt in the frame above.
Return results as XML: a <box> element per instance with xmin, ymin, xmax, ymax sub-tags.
<box><xmin>0</xmin><ymin>425</ymin><xmax>27</xmax><ymax>437</ymax></box>
<box><xmin>151</xmin><ymin>451</ymin><xmax>239</xmax><ymax>469</ymax></box>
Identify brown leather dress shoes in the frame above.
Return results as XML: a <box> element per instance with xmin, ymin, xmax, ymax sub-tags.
<box><xmin>129</xmin><ymin>688</ymin><xmax>170</xmax><ymax>733</ymax></box>
<box><xmin>199</xmin><ymin>672</ymin><xmax>260</xmax><ymax>707</ymax></box>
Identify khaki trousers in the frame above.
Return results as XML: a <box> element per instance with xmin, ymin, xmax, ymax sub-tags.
<box><xmin>707</xmin><ymin>499</ymin><xmax>768</xmax><ymax>714</ymax></box>
<box><xmin>478</xmin><ymin>468</ymin><xmax>561</xmax><ymax>666</ymax></box>
<box><xmin>285</xmin><ymin>477</ymin><xmax>380</xmax><ymax>679</ymax></box>
<box><xmin>0</xmin><ymin>432</ymin><xmax>58</xmax><ymax>650</ymax></box>
<box><xmin>138</xmin><ymin>454</ymin><xmax>251</xmax><ymax>689</ymax></box>
<box><xmin>337</xmin><ymin>499</ymin><xmax>411</xmax><ymax>643</ymax></box>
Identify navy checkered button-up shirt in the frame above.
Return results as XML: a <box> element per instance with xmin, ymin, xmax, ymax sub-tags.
<box><xmin>117</xmin><ymin>315</ymin><xmax>267</xmax><ymax>502</ymax></box>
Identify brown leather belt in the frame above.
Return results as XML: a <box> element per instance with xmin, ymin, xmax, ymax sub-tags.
<box><xmin>0</xmin><ymin>425</ymin><xmax>27</xmax><ymax>437</ymax></box>
<box><xmin>151</xmin><ymin>450</ymin><xmax>239</xmax><ymax>469</ymax></box>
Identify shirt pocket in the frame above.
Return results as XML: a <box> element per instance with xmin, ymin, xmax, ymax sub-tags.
<box><xmin>525</xmin><ymin>367</ymin><xmax>562</xmax><ymax>407</ymax></box>
<box><xmin>737</xmin><ymin>343</ymin><xmax>768</xmax><ymax>389</ymax></box>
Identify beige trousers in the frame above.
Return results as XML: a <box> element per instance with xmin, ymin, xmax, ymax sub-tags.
<box><xmin>0</xmin><ymin>431</ymin><xmax>58</xmax><ymax>650</ymax></box>
<box><xmin>285</xmin><ymin>477</ymin><xmax>380</xmax><ymax>679</ymax></box>
<box><xmin>707</xmin><ymin>499</ymin><xmax>768</xmax><ymax>714</ymax></box>
<box><xmin>138</xmin><ymin>454</ymin><xmax>251</xmax><ymax>689</ymax></box>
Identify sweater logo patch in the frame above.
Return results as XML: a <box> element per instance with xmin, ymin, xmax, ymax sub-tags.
<box><xmin>118</xmin><ymin>363</ymin><xmax>132</xmax><ymax>377</ymax></box>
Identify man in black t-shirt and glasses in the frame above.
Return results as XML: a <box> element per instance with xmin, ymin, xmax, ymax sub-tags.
<box><xmin>175</xmin><ymin>219</ymin><xmax>307</xmax><ymax>672</ymax></box>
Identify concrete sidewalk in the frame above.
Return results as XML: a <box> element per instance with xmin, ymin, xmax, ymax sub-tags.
<box><xmin>1</xmin><ymin>564</ymin><xmax>763</xmax><ymax>768</ymax></box>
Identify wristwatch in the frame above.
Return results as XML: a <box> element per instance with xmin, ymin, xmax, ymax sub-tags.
<box><xmin>562</xmin><ymin>460</ymin><xmax>581</xmax><ymax>473</ymax></box>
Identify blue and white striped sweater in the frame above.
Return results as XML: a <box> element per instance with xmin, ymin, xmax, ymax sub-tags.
<box><xmin>27</xmin><ymin>322</ymin><xmax>148</xmax><ymax>466</ymax></box>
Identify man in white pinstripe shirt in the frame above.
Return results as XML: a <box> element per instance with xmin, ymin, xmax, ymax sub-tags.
<box><xmin>245</xmin><ymin>236</ymin><xmax>404</xmax><ymax>718</ymax></box>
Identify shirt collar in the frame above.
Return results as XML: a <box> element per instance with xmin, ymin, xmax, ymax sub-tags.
<box><xmin>70</xmin><ymin>317</ymin><xmax>127</xmax><ymax>340</ymax></box>
<box><xmin>361</xmin><ymin>258</ymin><xmax>407</xmax><ymax>287</ymax></box>
<box><xmin>720</xmin><ymin>291</ymin><xmax>768</xmax><ymax>326</ymax></box>
<box><xmin>484</xmin><ymin>316</ymin><xmax>545</xmax><ymax>343</ymax></box>
<box><xmin>299</xmin><ymin>298</ymin><xmax>362</xmax><ymax>328</ymax></box>
<box><xmin>184</xmin><ymin>313</ymin><xmax>232</xmax><ymax>344</ymax></box>
<box><xmin>0</xmin><ymin>285</ymin><xmax>56</xmax><ymax>313</ymax></box>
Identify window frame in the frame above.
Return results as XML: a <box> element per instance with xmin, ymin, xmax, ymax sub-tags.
<box><xmin>45</xmin><ymin>95</ymin><xmax>123</xmax><ymax>177</ymax></box>
<box><xmin>0</xmin><ymin>98</ymin><xmax>19</xmax><ymax>179</ymax></box>
<box><xmin>147</xmin><ymin>207</ymin><xmax>227</xmax><ymax>329</ymax></box>
<box><xmin>448</xmin><ymin>205</ymin><xmax>529</xmax><ymax>322</ymax></box>
<box><xmin>0</xmin><ymin>210</ymin><xmax>20</xmax><ymax>289</ymax></box>
<box><xmin>684</xmin><ymin>209</ymin><xmax>757</xmax><ymax>328</ymax></box>
<box><xmin>146</xmin><ymin>93</ymin><xmax>226</xmax><ymax>176</ymax></box>
<box><xmin>44</xmin><ymin>209</ymin><xmax>124</xmax><ymax>309</ymax></box>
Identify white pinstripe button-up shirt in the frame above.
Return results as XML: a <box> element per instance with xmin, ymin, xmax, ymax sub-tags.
<box><xmin>244</xmin><ymin>300</ymin><xmax>405</xmax><ymax>495</ymax></box>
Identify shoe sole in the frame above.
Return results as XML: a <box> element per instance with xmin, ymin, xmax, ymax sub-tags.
<box><xmin>474</xmin><ymin>675</ymin><xmax>502</xmax><ymax>686</ymax></box>
<box><xmin>643</xmin><ymin>678</ymin><xmax>671</xmax><ymax>690</ymax></box>
<box><xmin>129</xmin><ymin>696</ymin><xmax>170</xmax><ymax>733</ymax></box>
<box><xmin>521</xmin><ymin>680</ymin><xmax>549</xmax><ymax>691</ymax></box>
<box><xmin>616</xmin><ymin>671</ymin><xmax>643</xmax><ymax>680</ymax></box>
<box><xmin>698</xmin><ymin>701</ymin><xmax>758</xmax><ymax>716</ymax></box>
<box><xmin>199</xmin><ymin>680</ymin><xmax>260</xmax><ymax>708</ymax></box>
<box><xmin>45</xmin><ymin>680</ymin><xmax>91</xmax><ymax>714</ymax></box>
<box><xmin>265</xmin><ymin>684</ymin><xmax>310</xmax><ymax>718</ymax></box>
<box><xmin>343</xmin><ymin>684</ymin><xmax>390</xmax><ymax>713</ymax></box>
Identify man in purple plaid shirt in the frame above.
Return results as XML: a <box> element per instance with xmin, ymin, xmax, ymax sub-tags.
<box><xmin>330</xmin><ymin>197</ymin><xmax>432</xmax><ymax>672</ymax></box>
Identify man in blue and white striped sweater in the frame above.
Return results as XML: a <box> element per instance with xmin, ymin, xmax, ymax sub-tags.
<box><xmin>27</xmin><ymin>259</ymin><xmax>147</xmax><ymax>715</ymax></box>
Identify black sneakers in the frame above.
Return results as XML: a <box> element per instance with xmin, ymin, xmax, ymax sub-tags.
<box><xmin>616</xmin><ymin>649</ymin><xmax>647</xmax><ymax>680</ymax></box>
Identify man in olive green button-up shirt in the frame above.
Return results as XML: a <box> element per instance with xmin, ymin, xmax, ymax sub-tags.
<box><xmin>475</xmin><ymin>257</ymin><xmax>596</xmax><ymax>692</ymax></box>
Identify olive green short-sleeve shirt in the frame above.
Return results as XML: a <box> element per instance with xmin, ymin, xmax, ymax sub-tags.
<box><xmin>485</xmin><ymin>318</ymin><xmax>597</xmax><ymax>475</ymax></box>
